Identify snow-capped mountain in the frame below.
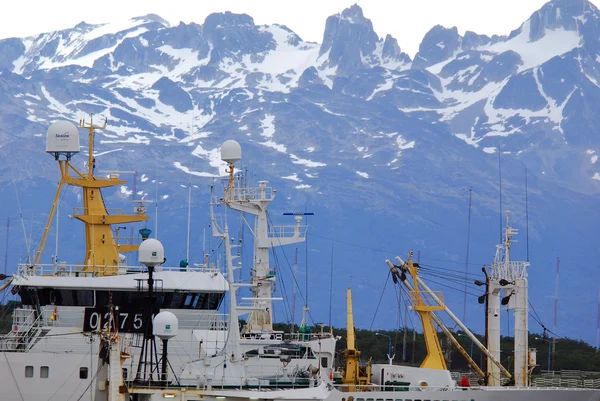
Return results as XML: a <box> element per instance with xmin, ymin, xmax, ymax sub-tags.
<box><xmin>0</xmin><ymin>0</ymin><xmax>598</xmax><ymax>343</ymax></box>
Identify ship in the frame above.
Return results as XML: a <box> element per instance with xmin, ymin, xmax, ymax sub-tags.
<box><xmin>1</xmin><ymin>119</ymin><xmax>598</xmax><ymax>401</ymax></box>
<box><xmin>325</xmin><ymin>229</ymin><xmax>600</xmax><ymax>401</ymax></box>
<box><xmin>0</xmin><ymin>119</ymin><xmax>335</xmax><ymax>401</ymax></box>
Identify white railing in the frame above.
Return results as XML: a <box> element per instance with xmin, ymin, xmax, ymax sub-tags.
<box><xmin>169</xmin><ymin>311</ymin><xmax>229</xmax><ymax>330</ymax></box>
<box><xmin>17</xmin><ymin>263</ymin><xmax>222</xmax><ymax>277</ymax></box>
<box><xmin>285</xmin><ymin>332</ymin><xmax>334</xmax><ymax>342</ymax></box>
<box><xmin>228</xmin><ymin>186</ymin><xmax>274</xmax><ymax>202</ymax></box>
<box><xmin>490</xmin><ymin>261</ymin><xmax>529</xmax><ymax>281</ymax></box>
<box><xmin>269</xmin><ymin>225</ymin><xmax>307</xmax><ymax>239</ymax></box>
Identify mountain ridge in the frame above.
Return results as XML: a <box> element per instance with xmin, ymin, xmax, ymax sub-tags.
<box><xmin>0</xmin><ymin>1</ymin><xmax>599</xmax><ymax>345</ymax></box>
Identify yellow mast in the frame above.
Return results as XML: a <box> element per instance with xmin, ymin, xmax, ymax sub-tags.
<box><xmin>342</xmin><ymin>287</ymin><xmax>371</xmax><ymax>391</ymax></box>
<box><xmin>33</xmin><ymin>116</ymin><xmax>150</xmax><ymax>276</ymax></box>
<box><xmin>405</xmin><ymin>252</ymin><xmax>447</xmax><ymax>370</ymax></box>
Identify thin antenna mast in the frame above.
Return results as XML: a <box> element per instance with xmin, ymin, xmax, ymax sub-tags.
<box><xmin>498</xmin><ymin>149</ymin><xmax>503</xmax><ymax>243</ymax></box>
<box><xmin>186</xmin><ymin>112</ymin><xmax>195</xmax><ymax>264</ymax></box>
<box><xmin>463</xmin><ymin>186</ymin><xmax>473</xmax><ymax>324</ymax></box>
<box><xmin>13</xmin><ymin>181</ymin><xmax>30</xmax><ymax>263</ymax></box>
<box><xmin>186</xmin><ymin>175</ymin><xmax>192</xmax><ymax>263</ymax></box>
<box><xmin>596</xmin><ymin>286</ymin><xmax>600</xmax><ymax>353</ymax></box>
<box><xmin>292</xmin><ymin>247</ymin><xmax>299</xmax><ymax>331</ymax></box>
<box><xmin>3</xmin><ymin>217</ymin><xmax>9</xmax><ymax>276</ymax></box>
<box><xmin>552</xmin><ymin>257</ymin><xmax>559</xmax><ymax>374</ymax></box>
<box><xmin>328</xmin><ymin>244</ymin><xmax>334</xmax><ymax>331</ymax></box>
<box><xmin>155</xmin><ymin>160</ymin><xmax>159</xmax><ymax>240</ymax></box>
<box><xmin>525</xmin><ymin>167</ymin><xmax>530</xmax><ymax>261</ymax></box>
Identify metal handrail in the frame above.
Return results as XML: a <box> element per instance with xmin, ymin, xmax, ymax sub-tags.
<box><xmin>17</xmin><ymin>263</ymin><xmax>222</xmax><ymax>277</ymax></box>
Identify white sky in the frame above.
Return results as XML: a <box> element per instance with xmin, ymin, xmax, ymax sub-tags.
<box><xmin>1</xmin><ymin>0</ymin><xmax>598</xmax><ymax>57</ymax></box>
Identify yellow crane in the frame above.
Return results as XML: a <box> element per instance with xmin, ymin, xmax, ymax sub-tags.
<box><xmin>341</xmin><ymin>287</ymin><xmax>371</xmax><ymax>391</ymax></box>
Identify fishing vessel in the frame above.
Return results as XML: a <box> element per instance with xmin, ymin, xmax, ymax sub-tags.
<box><xmin>326</xmin><ymin>228</ymin><xmax>600</xmax><ymax>401</ymax></box>
<box><xmin>0</xmin><ymin>120</ymin><xmax>334</xmax><ymax>401</ymax></box>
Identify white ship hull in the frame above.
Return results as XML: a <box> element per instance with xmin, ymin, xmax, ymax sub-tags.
<box><xmin>328</xmin><ymin>387</ymin><xmax>600</xmax><ymax>401</ymax></box>
<box><xmin>0</xmin><ymin>352</ymin><xmax>98</xmax><ymax>401</ymax></box>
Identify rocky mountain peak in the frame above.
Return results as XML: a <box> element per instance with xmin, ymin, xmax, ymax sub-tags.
<box><xmin>511</xmin><ymin>0</ymin><xmax>599</xmax><ymax>41</ymax></box>
<box><xmin>319</xmin><ymin>4</ymin><xmax>380</xmax><ymax>75</ymax></box>
<box><xmin>412</xmin><ymin>25</ymin><xmax>462</xmax><ymax>69</ymax></box>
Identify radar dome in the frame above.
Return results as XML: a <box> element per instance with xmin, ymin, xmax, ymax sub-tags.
<box><xmin>46</xmin><ymin>121</ymin><xmax>80</xmax><ymax>156</ymax></box>
<box><xmin>138</xmin><ymin>238</ymin><xmax>164</xmax><ymax>267</ymax></box>
<box><xmin>221</xmin><ymin>140</ymin><xmax>242</xmax><ymax>164</ymax></box>
<box><xmin>153</xmin><ymin>311</ymin><xmax>179</xmax><ymax>339</ymax></box>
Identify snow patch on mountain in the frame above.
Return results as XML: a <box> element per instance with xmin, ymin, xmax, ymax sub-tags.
<box><xmin>479</xmin><ymin>21</ymin><xmax>581</xmax><ymax>71</ymax></box>
<box><xmin>158</xmin><ymin>45</ymin><xmax>210</xmax><ymax>81</ymax></box>
<box><xmin>290</xmin><ymin>154</ymin><xmax>326</xmax><ymax>167</ymax></box>
<box><xmin>396</xmin><ymin>135</ymin><xmax>415</xmax><ymax>150</ymax></box>
<box><xmin>260</xmin><ymin>114</ymin><xmax>276</xmax><ymax>138</ymax></box>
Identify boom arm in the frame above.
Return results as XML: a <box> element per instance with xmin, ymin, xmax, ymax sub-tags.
<box><xmin>347</xmin><ymin>287</ymin><xmax>355</xmax><ymax>351</ymax></box>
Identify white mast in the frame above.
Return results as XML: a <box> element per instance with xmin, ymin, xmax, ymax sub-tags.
<box><xmin>220</xmin><ymin>140</ymin><xmax>306</xmax><ymax>333</ymax></box>
<box><xmin>210</xmin><ymin>190</ymin><xmax>242</xmax><ymax>361</ymax></box>
<box><xmin>489</xmin><ymin>211</ymin><xmax>530</xmax><ymax>387</ymax></box>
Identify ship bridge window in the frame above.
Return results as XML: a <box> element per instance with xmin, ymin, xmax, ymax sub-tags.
<box><xmin>95</xmin><ymin>291</ymin><xmax>224</xmax><ymax>310</ymax></box>
<box><xmin>18</xmin><ymin>288</ymin><xmax>94</xmax><ymax>307</ymax></box>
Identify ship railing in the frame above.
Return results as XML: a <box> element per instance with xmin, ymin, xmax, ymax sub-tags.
<box><xmin>240</xmin><ymin>362</ymin><xmax>322</xmax><ymax>388</ymax></box>
<box><xmin>333</xmin><ymin>383</ymin><xmax>451</xmax><ymax>392</ymax></box>
<box><xmin>490</xmin><ymin>261</ymin><xmax>529</xmax><ymax>281</ymax></box>
<box><xmin>226</xmin><ymin>186</ymin><xmax>274</xmax><ymax>202</ymax></box>
<box><xmin>285</xmin><ymin>332</ymin><xmax>335</xmax><ymax>342</ymax></box>
<box><xmin>166</xmin><ymin>311</ymin><xmax>229</xmax><ymax>330</ymax></box>
<box><xmin>269</xmin><ymin>225</ymin><xmax>307</xmax><ymax>239</ymax></box>
<box><xmin>332</xmin><ymin>383</ymin><xmax>597</xmax><ymax>391</ymax></box>
<box><xmin>0</xmin><ymin>307</ymin><xmax>43</xmax><ymax>351</ymax></box>
<box><xmin>17</xmin><ymin>263</ymin><xmax>222</xmax><ymax>277</ymax></box>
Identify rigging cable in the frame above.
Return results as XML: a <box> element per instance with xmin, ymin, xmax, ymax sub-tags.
<box><xmin>309</xmin><ymin>233</ymin><xmax>489</xmax><ymax>267</ymax></box>
<box><xmin>369</xmin><ymin>271</ymin><xmax>391</xmax><ymax>330</ymax></box>
<box><xmin>74</xmin><ymin>361</ymin><xmax>106</xmax><ymax>401</ymax></box>
<box><xmin>266</xmin><ymin>212</ymin><xmax>316</xmax><ymax>326</ymax></box>
<box><xmin>46</xmin><ymin>345</ymin><xmax>94</xmax><ymax>401</ymax></box>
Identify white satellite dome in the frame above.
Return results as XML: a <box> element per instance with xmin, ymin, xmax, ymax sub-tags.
<box><xmin>138</xmin><ymin>238</ymin><xmax>164</xmax><ymax>267</ymax></box>
<box><xmin>220</xmin><ymin>140</ymin><xmax>242</xmax><ymax>164</ymax></box>
<box><xmin>46</xmin><ymin>120</ymin><xmax>80</xmax><ymax>155</ymax></box>
<box><xmin>153</xmin><ymin>311</ymin><xmax>179</xmax><ymax>339</ymax></box>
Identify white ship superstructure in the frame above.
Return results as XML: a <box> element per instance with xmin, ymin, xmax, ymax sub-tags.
<box><xmin>0</xmin><ymin>123</ymin><xmax>334</xmax><ymax>401</ymax></box>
